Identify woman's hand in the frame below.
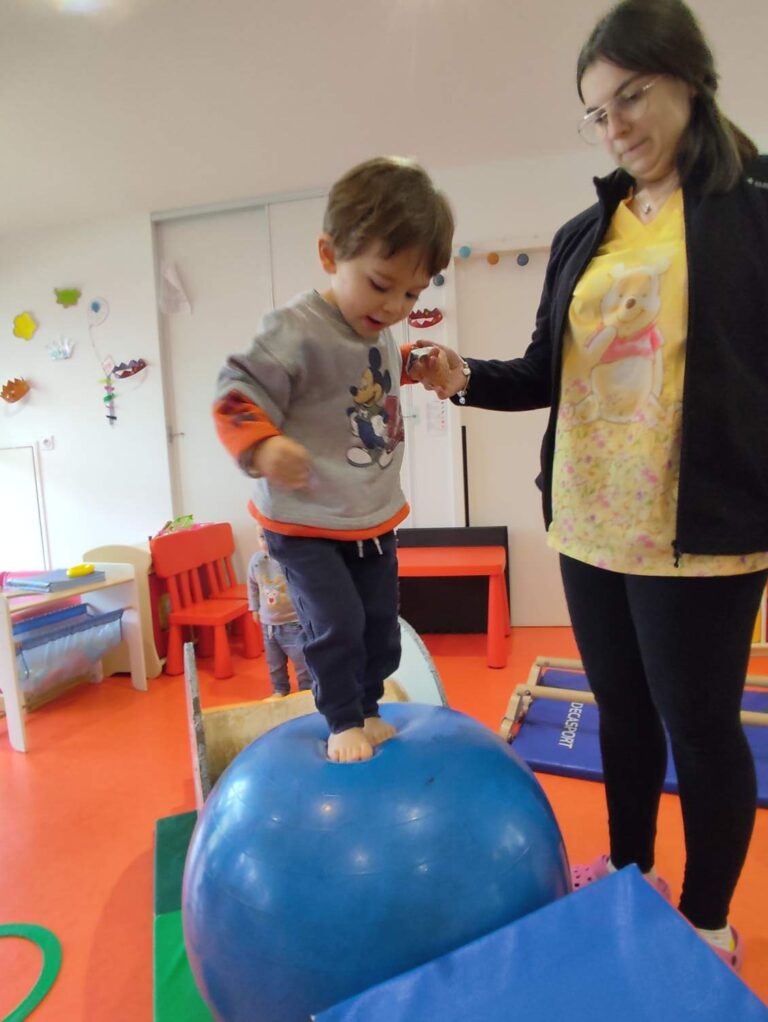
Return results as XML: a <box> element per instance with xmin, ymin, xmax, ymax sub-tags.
<box><xmin>409</xmin><ymin>341</ymin><xmax>467</xmax><ymax>400</ymax></box>
<box><xmin>250</xmin><ymin>436</ymin><xmax>311</xmax><ymax>489</ymax></box>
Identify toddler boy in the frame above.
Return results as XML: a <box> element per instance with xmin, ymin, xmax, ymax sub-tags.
<box><xmin>215</xmin><ymin>156</ymin><xmax>453</xmax><ymax>762</ymax></box>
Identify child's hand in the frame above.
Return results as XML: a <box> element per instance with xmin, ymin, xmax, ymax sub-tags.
<box><xmin>251</xmin><ymin>436</ymin><xmax>311</xmax><ymax>489</ymax></box>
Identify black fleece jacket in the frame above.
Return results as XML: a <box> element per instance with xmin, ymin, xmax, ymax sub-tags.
<box><xmin>461</xmin><ymin>157</ymin><xmax>768</xmax><ymax>558</ymax></box>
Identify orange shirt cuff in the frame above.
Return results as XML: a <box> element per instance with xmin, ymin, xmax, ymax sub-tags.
<box><xmin>213</xmin><ymin>392</ymin><xmax>281</xmax><ymax>462</ymax></box>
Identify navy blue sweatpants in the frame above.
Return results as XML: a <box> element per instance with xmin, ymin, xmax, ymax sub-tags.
<box><xmin>560</xmin><ymin>554</ymin><xmax>767</xmax><ymax>930</ymax></box>
<box><xmin>263</xmin><ymin>529</ymin><xmax>401</xmax><ymax>734</ymax></box>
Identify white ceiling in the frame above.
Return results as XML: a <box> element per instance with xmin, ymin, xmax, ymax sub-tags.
<box><xmin>2</xmin><ymin>0</ymin><xmax>766</xmax><ymax>235</ymax></box>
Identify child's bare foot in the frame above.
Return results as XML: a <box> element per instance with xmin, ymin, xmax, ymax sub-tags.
<box><xmin>363</xmin><ymin>716</ymin><xmax>397</xmax><ymax>746</ymax></box>
<box><xmin>327</xmin><ymin>727</ymin><xmax>374</xmax><ymax>763</ymax></box>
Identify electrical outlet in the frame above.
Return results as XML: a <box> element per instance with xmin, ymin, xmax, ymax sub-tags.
<box><xmin>41</xmin><ymin>436</ymin><xmax>55</xmax><ymax>451</ymax></box>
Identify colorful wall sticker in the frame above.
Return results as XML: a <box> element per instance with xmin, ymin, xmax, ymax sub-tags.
<box><xmin>47</xmin><ymin>336</ymin><xmax>75</xmax><ymax>360</ymax></box>
<box><xmin>1</xmin><ymin>378</ymin><xmax>31</xmax><ymax>403</ymax></box>
<box><xmin>13</xmin><ymin>312</ymin><xmax>38</xmax><ymax>340</ymax></box>
<box><xmin>54</xmin><ymin>287</ymin><xmax>82</xmax><ymax>308</ymax></box>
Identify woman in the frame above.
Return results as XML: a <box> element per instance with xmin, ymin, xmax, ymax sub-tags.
<box><xmin>418</xmin><ymin>0</ymin><xmax>768</xmax><ymax>968</ymax></box>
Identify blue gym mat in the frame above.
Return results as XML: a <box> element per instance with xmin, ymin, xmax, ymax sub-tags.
<box><xmin>314</xmin><ymin>867</ymin><xmax>768</xmax><ymax>1022</ymax></box>
<box><xmin>511</xmin><ymin>668</ymin><xmax>768</xmax><ymax>807</ymax></box>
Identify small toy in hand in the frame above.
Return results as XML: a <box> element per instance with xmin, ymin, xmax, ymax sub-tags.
<box><xmin>66</xmin><ymin>563</ymin><xmax>96</xmax><ymax>578</ymax></box>
<box><xmin>407</xmin><ymin>346</ymin><xmax>450</xmax><ymax>389</ymax></box>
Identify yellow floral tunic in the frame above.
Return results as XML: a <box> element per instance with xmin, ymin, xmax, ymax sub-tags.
<box><xmin>548</xmin><ymin>190</ymin><xmax>768</xmax><ymax>577</ymax></box>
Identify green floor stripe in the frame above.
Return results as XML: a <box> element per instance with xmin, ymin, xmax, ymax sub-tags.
<box><xmin>154</xmin><ymin>811</ymin><xmax>198</xmax><ymax>915</ymax></box>
<box><xmin>153</xmin><ymin>910</ymin><xmax>213</xmax><ymax>1022</ymax></box>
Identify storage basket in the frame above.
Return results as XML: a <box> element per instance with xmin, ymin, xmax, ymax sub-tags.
<box><xmin>13</xmin><ymin>603</ymin><xmax>124</xmax><ymax>699</ymax></box>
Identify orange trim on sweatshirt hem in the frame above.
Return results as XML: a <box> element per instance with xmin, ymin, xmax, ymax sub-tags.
<box><xmin>248</xmin><ymin>500</ymin><xmax>410</xmax><ymax>540</ymax></box>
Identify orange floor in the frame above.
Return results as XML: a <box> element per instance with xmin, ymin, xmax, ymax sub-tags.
<box><xmin>1</xmin><ymin>627</ymin><xmax>767</xmax><ymax>1019</ymax></box>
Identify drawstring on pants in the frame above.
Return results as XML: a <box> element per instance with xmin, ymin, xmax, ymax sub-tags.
<box><xmin>356</xmin><ymin>538</ymin><xmax>385</xmax><ymax>558</ymax></box>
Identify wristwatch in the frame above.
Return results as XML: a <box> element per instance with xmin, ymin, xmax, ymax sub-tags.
<box><xmin>456</xmin><ymin>359</ymin><xmax>471</xmax><ymax>405</ymax></box>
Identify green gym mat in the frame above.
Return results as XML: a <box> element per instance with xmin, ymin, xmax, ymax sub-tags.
<box><xmin>153</xmin><ymin>811</ymin><xmax>213</xmax><ymax>1022</ymax></box>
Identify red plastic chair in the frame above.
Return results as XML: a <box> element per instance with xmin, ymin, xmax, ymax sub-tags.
<box><xmin>150</xmin><ymin>528</ymin><xmax>259</xmax><ymax>679</ymax></box>
<box><xmin>201</xmin><ymin>522</ymin><xmax>263</xmax><ymax>654</ymax></box>
<box><xmin>205</xmin><ymin>522</ymin><xmax>248</xmax><ymax>601</ymax></box>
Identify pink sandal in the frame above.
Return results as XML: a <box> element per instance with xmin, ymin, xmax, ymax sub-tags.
<box><xmin>573</xmin><ymin>855</ymin><xmax>743</xmax><ymax>970</ymax></box>
<box><xmin>571</xmin><ymin>853</ymin><xmax>672</xmax><ymax>902</ymax></box>
<box><xmin>706</xmin><ymin>926</ymin><xmax>743</xmax><ymax>971</ymax></box>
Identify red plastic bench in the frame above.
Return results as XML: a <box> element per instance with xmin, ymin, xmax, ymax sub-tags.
<box><xmin>396</xmin><ymin>546</ymin><xmax>510</xmax><ymax>668</ymax></box>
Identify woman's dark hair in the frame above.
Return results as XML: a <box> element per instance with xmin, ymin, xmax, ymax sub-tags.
<box><xmin>577</xmin><ymin>0</ymin><xmax>757</xmax><ymax>192</ymax></box>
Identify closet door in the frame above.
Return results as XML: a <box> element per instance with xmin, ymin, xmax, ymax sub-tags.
<box><xmin>155</xmin><ymin>207</ymin><xmax>273</xmax><ymax>573</ymax></box>
<box><xmin>268</xmin><ymin>196</ymin><xmax>327</xmax><ymax>307</ymax></box>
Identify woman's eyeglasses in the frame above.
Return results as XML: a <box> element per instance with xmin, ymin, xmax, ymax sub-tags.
<box><xmin>578</xmin><ymin>78</ymin><xmax>660</xmax><ymax>145</ymax></box>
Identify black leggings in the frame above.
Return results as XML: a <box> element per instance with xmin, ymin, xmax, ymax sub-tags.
<box><xmin>560</xmin><ymin>554</ymin><xmax>766</xmax><ymax>930</ymax></box>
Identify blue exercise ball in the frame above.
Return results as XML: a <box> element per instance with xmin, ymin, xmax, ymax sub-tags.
<box><xmin>183</xmin><ymin>703</ymin><xmax>570</xmax><ymax>1022</ymax></box>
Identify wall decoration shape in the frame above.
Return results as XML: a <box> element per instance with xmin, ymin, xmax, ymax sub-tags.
<box><xmin>453</xmin><ymin>239</ymin><xmax>546</xmax><ymax>268</ymax></box>
<box><xmin>113</xmin><ymin>358</ymin><xmax>147</xmax><ymax>379</ymax></box>
<box><xmin>87</xmin><ymin>297</ymin><xmax>117</xmax><ymax>425</ymax></box>
<box><xmin>13</xmin><ymin>312</ymin><xmax>38</xmax><ymax>340</ymax></box>
<box><xmin>47</xmin><ymin>336</ymin><xmax>75</xmax><ymax>360</ymax></box>
<box><xmin>88</xmin><ymin>297</ymin><xmax>109</xmax><ymax>327</ymax></box>
<box><xmin>408</xmin><ymin>308</ymin><xmax>444</xmax><ymax>329</ymax></box>
<box><xmin>54</xmin><ymin>288</ymin><xmax>82</xmax><ymax>308</ymax></box>
<box><xmin>159</xmin><ymin>261</ymin><xmax>192</xmax><ymax>315</ymax></box>
<box><xmin>2</xmin><ymin>378</ymin><xmax>31</xmax><ymax>404</ymax></box>
<box><xmin>100</xmin><ymin>358</ymin><xmax>117</xmax><ymax>425</ymax></box>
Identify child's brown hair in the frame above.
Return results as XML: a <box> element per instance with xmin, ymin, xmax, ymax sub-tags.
<box><xmin>323</xmin><ymin>157</ymin><xmax>454</xmax><ymax>277</ymax></box>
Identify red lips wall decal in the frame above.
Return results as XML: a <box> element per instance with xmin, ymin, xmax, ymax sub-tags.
<box><xmin>408</xmin><ymin>308</ymin><xmax>443</xmax><ymax>329</ymax></box>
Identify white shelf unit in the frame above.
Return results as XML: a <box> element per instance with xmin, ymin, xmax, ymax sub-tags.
<box><xmin>0</xmin><ymin>563</ymin><xmax>148</xmax><ymax>752</ymax></box>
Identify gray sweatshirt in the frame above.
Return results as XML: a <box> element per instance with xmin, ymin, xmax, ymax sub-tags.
<box><xmin>247</xmin><ymin>551</ymin><xmax>299</xmax><ymax>626</ymax></box>
<box><xmin>216</xmin><ymin>290</ymin><xmax>408</xmax><ymax>535</ymax></box>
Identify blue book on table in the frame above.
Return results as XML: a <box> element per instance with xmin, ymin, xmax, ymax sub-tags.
<box><xmin>4</xmin><ymin>569</ymin><xmax>106</xmax><ymax>592</ymax></box>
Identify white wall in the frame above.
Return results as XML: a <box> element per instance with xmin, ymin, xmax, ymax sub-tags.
<box><xmin>437</xmin><ymin>150</ymin><xmax>608</xmax><ymax>245</ymax></box>
<box><xmin>0</xmin><ymin>215</ymin><xmax>173</xmax><ymax>564</ymax></box>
